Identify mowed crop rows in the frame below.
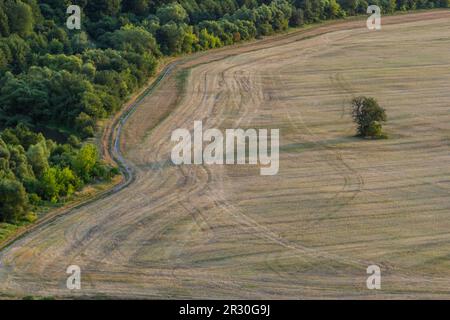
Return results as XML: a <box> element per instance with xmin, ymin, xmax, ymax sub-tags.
<box><xmin>0</xmin><ymin>11</ymin><xmax>449</xmax><ymax>299</ymax></box>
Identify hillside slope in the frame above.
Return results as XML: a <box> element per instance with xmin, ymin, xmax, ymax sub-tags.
<box><xmin>1</xmin><ymin>11</ymin><xmax>450</xmax><ymax>299</ymax></box>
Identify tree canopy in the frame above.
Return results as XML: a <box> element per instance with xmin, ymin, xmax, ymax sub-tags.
<box><xmin>0</xmin><ymin>125</ymin><xmax>114</xmax><ymax>222</ymax></box>
<box><xmin>352</xmin><ymin>96</ymin><xmax>387</xmax><ymax>138</ymax></box>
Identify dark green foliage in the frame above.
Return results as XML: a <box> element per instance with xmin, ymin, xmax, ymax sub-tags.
<box><xmin>85</xmin><ymin>0</ymin><xmax>121</xmax><ymax>20</ymax></box>
<box><xmin>3</xmin><ymin>0</ymin><xmax>35</xmax><ymax>37</ymax></box>
<box><xmin>0</xmin><ymin>67</ymin><xmax>110</xmax><ymax>133</ymax></box>
<box><xmin>122</xmin><ymin>0</ymin><xmax>149</xmax><ymax>16</ymax></box>
<box><xmin>351</xmin><ymin>96</ymin><xmax>387</xmax><ymax>138</ymax></box>
<box><xmin>0</xmin><ymin>0</ymin><xmax>445</xmax><ymax>140</ymax></box>
<box><xmin>0</xmin><ymin>5</ymin><xmax>9</xmax><ymax>37</ymax></box>
<box><xmin>0</xmin><ymin>34</ymin><xmax>31</xmax><ymax>74</ymax></box>
<box><xmin>156</xmin><ymin>3</ymin><xmax>189</xmax><ymax>25</ymax></box>
<box><xmin>0</xmin><ymin>177</ymin><xmax>28</xmax><ymax>222</ymax></box>
<box><xmin>0</xmin><ymin>125</ymin><xmax>116</xmax><ymax>216</ymax></box>
<box><xmin>27</xmin><ymin>141</ymin><xmax>50</xmax><ymax>176</ymax></box>
<box><xmin>156</xmin><ymin>22</ymin><xmax>198</xmax><ymax>55</ymax></box>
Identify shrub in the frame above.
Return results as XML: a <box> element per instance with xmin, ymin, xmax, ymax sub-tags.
<box><xmin>351</xmin><ymin>96</ymin><xmax>387</xmax><ymax>138</ymax></box>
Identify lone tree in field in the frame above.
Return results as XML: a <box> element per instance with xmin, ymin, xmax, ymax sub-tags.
<box><xmin>351</xmin><ymin>96</ymin><xmax>387</xmax><ymax>138</ymax></box>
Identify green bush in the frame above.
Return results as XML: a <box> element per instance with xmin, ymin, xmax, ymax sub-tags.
<box><xmin>351</xmin><ymin>96</ymin><xmax>387</xmax><ymax>138</ymax></box>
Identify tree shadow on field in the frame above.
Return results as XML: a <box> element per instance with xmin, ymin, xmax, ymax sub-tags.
<box><xmin>280</xmin><ymin>136</ymin><xmax>363</xmax><ymax>153</ymax></box>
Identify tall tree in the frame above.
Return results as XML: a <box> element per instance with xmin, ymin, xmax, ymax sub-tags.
<box><xmin>0</xmin><ymin>178</ymin><xmax>28</xmax><ymax>222</ymax></box>
<box><xmin>3</xmin><ymin>0</ymin><xmax>34</xmax><ymax>37</ymax></box>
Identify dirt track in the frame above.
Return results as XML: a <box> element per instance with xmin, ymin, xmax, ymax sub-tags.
<box><xmin>1</xmin><ymin>11</ymin><xmax>450</xmax><ymax>299</ymax></box>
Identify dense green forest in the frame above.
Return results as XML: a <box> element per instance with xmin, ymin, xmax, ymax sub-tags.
<box><xmin>1</xmin><ymin>124</ymin><xmax>116</xmax><ymax>222</ymax></box>
<box><xmin>0</xmin><ymin>0</ymin><xmax>448</xmax><ymax>223</ymax></box>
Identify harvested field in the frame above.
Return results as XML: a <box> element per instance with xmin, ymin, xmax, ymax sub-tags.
<box><xmin>0</xmin><ymin>11</ymin><xmax>450</xmax><ymax>299</ymax></box>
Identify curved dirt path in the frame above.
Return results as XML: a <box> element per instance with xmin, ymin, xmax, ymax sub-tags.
<box><xmin>1</xmin><ymin>11</ymin><xmax>450</xmax><ymax>299</ymax></box>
